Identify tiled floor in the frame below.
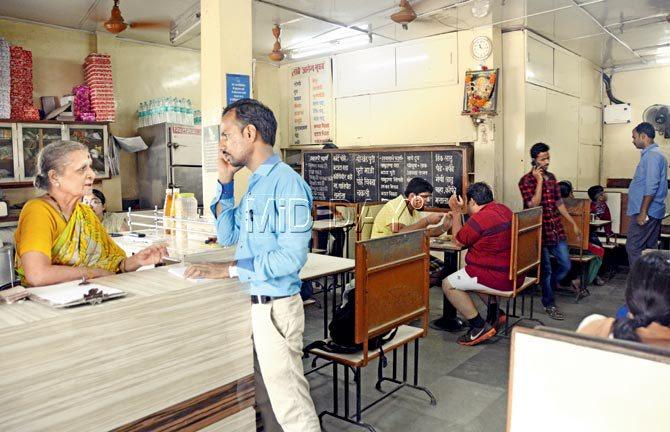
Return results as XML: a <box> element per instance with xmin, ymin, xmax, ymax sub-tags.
<box><xmin>301</xmin><ymin>271</ymin><xmax>628</xmax><ymax>432</ymax></box>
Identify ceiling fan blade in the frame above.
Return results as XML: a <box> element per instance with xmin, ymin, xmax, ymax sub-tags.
<box><xmin>129</xmin><ymin>20</ymin><xmax>172</xmax><ymax>30</ymax></box>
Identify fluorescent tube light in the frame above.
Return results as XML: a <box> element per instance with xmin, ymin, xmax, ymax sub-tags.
<box><xmin>290</xmin><ymin>35</ymin><xmax>372</xmax><ymax>59</ymax></box>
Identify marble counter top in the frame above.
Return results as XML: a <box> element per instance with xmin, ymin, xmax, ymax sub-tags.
<box><xmin>0</xmin><ymin>267</ymin><xmax>254</xmax><ymax>431</ymax></box>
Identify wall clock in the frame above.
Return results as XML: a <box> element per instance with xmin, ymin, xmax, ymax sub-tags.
<box><xmin>471</xmin><ymin>36</ymin><xmax>492</xmax><ymax>61</ymax></box>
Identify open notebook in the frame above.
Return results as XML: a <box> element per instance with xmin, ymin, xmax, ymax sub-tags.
<box><xmin>28</xmin><ymin>281</ymin><xmax>126</xmax><ymax>308</ymax></box>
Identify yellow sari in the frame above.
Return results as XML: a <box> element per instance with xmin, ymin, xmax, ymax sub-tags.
<box><xmin>16</xmin><ymin>202</ymin><xmax>126</xmax><ymax>285</ymax></box>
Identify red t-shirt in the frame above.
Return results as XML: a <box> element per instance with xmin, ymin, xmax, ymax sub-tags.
<box><xmin>455</xmin><ymin>202</ymin><xmax>519</xmax><ymax>291</ymax></box>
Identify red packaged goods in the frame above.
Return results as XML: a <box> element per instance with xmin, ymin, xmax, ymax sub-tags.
<box><xmin>83</xmin><ymin>52</ymin><xmax>116</xmax><ymax>121</ymax></box>
<box><xmin>84</xmin><ymin>54</ymin><xmax>111</xmax><ymax>64</ymax></box>
<box><xmin>80</xmin><ymin>112</ymin><xmax>96</xmax><ymax>122</ymax></box>
<box><xmin>72</xmin><ymin>85</ymin><xmax>96</xmax><ymax>121</ymax></box>
<box><xmin>84</xmin><ymin>71</ymin><xmax>113</xmax><ymax>78</ymax></box>
<box><xmin>84</xmin><ymin>65</ymin><xmax>113</xmax><ymax>73</ymax></box>
<box><xmin>9</xmin><ymin>45</ymin><xmax>38</xmax><ymax>121</ymax></box>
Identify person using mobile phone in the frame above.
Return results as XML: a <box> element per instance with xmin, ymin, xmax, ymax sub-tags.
<box><xmin>518</xmin><ymin>143</ymin><xmax>581</xmax><ymax>321</ymax></box>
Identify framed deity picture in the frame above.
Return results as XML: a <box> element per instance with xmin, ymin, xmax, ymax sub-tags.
<box><xmin>462</xmin><ymin>68</ymin><xmax>499</xmax><ymax>115</ymax></box>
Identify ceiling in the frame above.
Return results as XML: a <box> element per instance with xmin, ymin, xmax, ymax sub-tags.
<box><xmin>0</xmin><ymin>0</ymin><xmax>668</xmax><ymax>69</ymax></box>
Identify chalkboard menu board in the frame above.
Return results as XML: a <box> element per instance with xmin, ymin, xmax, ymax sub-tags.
<box><xmin>302</xmin><ymin>146</ymin><xmax>466</xmax><ymax>207</ymax></box>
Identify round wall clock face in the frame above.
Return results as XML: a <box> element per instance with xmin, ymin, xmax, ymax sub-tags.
<box><xmin>472</xmin><ymin>36</ymin><xmax>492</xmax><ymax>61</ymax></box>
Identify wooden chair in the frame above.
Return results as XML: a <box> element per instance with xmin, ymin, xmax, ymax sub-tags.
<box><xmin>561</xmin><ymin>198</ymin><xmax>596</xmax><ymax>301</ymax></box>
<box><xmin>508</xmin><ymin>326</ymin><xmax>670</xmax><ymax>432</ymax></box>
<box><xmin>471</xmin><ymin>207</ymin><xmax>544</xmax><ymax>335</ymax></box>
<box><xmin>307</xmin><ymin>230</ymin><xmax>436</xmax><ymax>431</ymax></box>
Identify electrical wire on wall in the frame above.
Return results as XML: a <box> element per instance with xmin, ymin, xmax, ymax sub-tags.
<box><xmin>602</xmin><ymin>73</ymin><xmax>627</xmax><ymax>105</ymax></box>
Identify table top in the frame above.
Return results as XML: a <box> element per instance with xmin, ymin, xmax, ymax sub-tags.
<box><xmin>301</xmin><ymin>253</ymin><xmax>355</xmax><ymax>280</ymax></box>
<box><xmin>0</xmin><ymin>265</ymin><xmax>242</xmax><ymax>329</ymax></box>
<box><xmin>312</xmin><ymin>219</ymin><xmax>356</xmax><ymax>231</ymax></box>
<box><xmin>589</xmin><ymin>219</ymin><xmax>611</xmax><ymax>227</ymax></box>
<box><xmin>429</xmin><ymin>237</ymin><xmax>464</xmax><ymax>252</ymax></box>
<box><xmin>0</xmin><ymin>266</ymin><xmax>253</xmax><ymax>431</ymax></box>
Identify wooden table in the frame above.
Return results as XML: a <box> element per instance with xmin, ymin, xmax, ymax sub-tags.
<box><xmin>0</xmin><ymin>267</ymin><xmax>255</xmax><ymax>432</ymax></box>
<box><xmin>301</xmin><ymin>253</ymin><xmax>355</xmax><ymax>339</ymax></box>
<box><xmin>589</xmin><ymin>219</ymin><xmax>611</xmax><ymax>228</ymax></box>
<box><xmin>429</xmin><ymin>237</ymin><xmax>466</xmax><ymax>331</ymax></box>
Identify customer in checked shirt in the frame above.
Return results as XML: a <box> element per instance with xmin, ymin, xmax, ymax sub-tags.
<box><xmin>185</xmin><ymin>99</ymin><xmax>320</xmax><ymax>432</ymax></box>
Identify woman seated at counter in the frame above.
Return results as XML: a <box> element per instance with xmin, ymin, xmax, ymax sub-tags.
<box><xmin>83</xmin><ymin>188</ymin><xmax>130</xmax><ymax>233</ymax></box>
<box><xmin>14</xmin><ymin>141</ymin><xmax>167</xmax><ymax>287</ymax></box>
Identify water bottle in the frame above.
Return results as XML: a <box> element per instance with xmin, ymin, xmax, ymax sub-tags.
<box><xmin>167</xmin><ymin>97</ymin><xmax>174</xmax><ymax>123</ymax></box>
<box><xmin>141</xmin><ymin>101</ymin><xmax>147</xmax><ymax>127</ymax></box>
<box><xmin>186</xmin><ymin>99</ymin><xmax>194</xmax><ymax>125</ymax></box>
<box><xmin>149</xmin><ymin>99</ymin><xmax>156</xmax><ymax>125</ymax></box>
<box><xmin>137</xmin><ymin>102</ymin><xmax>141</xmax><ymax>128</ymax></box>
<box><xmin>177</xmin><ymin>98</ymin><xmax>185</xmax><ymax>124</ymax></box>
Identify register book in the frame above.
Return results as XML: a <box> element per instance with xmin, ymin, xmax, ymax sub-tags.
<box><xmin>28</xmin><ymin>281</ymin><xmax>126</xmax><ymax>308</ymax></box>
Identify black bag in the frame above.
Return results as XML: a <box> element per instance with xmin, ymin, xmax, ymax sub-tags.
<box><xmin>304</xmin><ymin>289</ymin><xmax>397</xmax><ymax>355</ymax></box>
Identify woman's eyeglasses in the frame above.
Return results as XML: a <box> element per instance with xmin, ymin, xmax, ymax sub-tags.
<box><xmin>84</xmin><ymin>199</ymin><xmax>103</xmax><ymax>207</ymax></box>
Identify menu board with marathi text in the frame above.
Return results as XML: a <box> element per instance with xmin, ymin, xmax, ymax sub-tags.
<box><xmin>290</xmin><ymin>59</ymin><xmax>333</xmax><ymax>145</ymax></box>
<box><xmin>302</xmin><ymin>146</ymin><xmax>466</xmax><ymax>207</ymax></box>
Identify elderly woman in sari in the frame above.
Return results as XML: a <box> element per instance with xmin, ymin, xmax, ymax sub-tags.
<box><xmin>14</xmin><ymin>141</ymin><xmax>167</xmax><ymax>287</ymax></box>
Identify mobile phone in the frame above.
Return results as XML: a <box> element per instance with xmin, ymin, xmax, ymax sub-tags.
<box><xmin>531</xmin><ymin>159</ymin><xmax>538</xmax><ymax>168</ymax></box>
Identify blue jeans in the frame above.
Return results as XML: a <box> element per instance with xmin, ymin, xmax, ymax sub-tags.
<box><xmin>540</xmin><ymin>240</ymin><xmax>571</xmax><ymax>308</ymax></box>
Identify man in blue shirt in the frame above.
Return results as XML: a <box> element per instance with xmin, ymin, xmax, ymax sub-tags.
<box><xmin>186</xmin><ymin>99</ymin><xmax>320</xmax><ymax>432</ymax></box>
<box><xmin>626</xmin><ymin>122</ymin><xmax>668</xmax><ymax>266</ymax></box>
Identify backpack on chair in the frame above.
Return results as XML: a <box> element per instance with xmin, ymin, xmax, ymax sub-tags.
<box><xmin>304</xmin><ymin>288</ymin><xmax>397</xmax><ymax>355</ymax></box>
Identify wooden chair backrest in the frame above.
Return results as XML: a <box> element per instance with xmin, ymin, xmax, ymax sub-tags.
<box><xmin>574</xmin><ymin>190</ymin><xmax>623</xmax><ymax>234</ymax></box>
<box><xmin>508</xmin><ymin>326</ymin><xmax>670</xmax><ymax>432</ymax></box>
<box><xmin>561</xmin><ymin>198</ymin><xmax>590</xmax><ymax>252</ymax></box>
<box><xmin>510</xmin><ymin>207</ymin><xmax>543</xmax><ymax>295</ymax></box>
<box><xmin>354</xmin><ymin>229</ymin><xmax>429</xmax><ymax>366</ymax></box>
<box><xmin>356</xmin><ymin>203</ymin><xmax>385</xmax><ymax>242</ymax></box>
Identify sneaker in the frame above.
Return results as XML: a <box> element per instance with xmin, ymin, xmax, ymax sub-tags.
<box><xmin>545</xmin><ymin>305</ymin><xmax>565</xmax><ymax>321</ymax></box>
<box><xmin>457</xmin><ymin>323</ymin><xmax>497</xmax><ymax>346</ymax></box>
<box><xmin>594</xmin><ymin>276</ymin><xmax>605</xmax><ymax>286</ymax></box>
<box><xmin>489</xmin><ymin>311</ymin><xmax>507</xmax><ymax>331</ymax></box>
<box><xmin>429</xmin><ymin>317</ymin><xmax>467</xmax><ymax>333</ymax></box>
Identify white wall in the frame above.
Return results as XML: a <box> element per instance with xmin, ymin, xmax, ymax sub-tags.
<box><xmin>502</xmin><ymin>30</ymin><xmax>603</xmax><ymax>210</ymax></box>
<box><xmin>276</xmin><ymin>29</ymin><xmax>505</xmax><ymax>197</ymax></box>
<box><xmin>602</xmin><ymin>65</ymin><xmax>670</xmax><ymax>182</ymax></box>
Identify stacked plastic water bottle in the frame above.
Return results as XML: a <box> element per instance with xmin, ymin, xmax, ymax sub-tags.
<box><xmin>137</xmin><ymin>97</ymin><xmax>195</xmax><ymax>128</ymax></box>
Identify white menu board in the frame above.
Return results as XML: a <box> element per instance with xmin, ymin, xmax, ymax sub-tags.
<box><xmin>289</xmin><ymin>59</ymin><xmax>333</xmax><ymax>145</ymax></box>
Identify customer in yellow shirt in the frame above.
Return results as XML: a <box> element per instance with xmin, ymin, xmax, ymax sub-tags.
<box><xmin>15</xmin><ymin>141</ymin><xmax>167</xmax><ymax>286</ymax></box>
<box><xmin>371</xmin><ymin>177</ymin><xmax>450</xmax><ymax>238</ymax></box>
<box><xmin>369</xmin><ymin>177</ymin><xmax>466</xmax><ymax>332</ymax></box>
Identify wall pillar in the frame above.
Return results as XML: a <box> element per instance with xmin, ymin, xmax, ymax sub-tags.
<box><xmin>200</xmin><ymin>0</ymin><xmax>253</xmax><ymax>206</ymax></box>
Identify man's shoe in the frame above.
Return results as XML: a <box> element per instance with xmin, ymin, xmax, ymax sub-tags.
<box><xmin>545</xmin><ymin>305</ymin><xmax>565</xmax><ymax>321</ymax></box>
<box><xmin>457</xmin><ymin>323</ymin><xmax>496</xmax><ymax>346</ymax></box>
<box><xmin>302</xmin><ymin>298</ymin><xmax>316</xmax><ymax>306</ymax></box>
<box><xmin>429</xmin><ymin>316</ymin><xmax>467</xmax><ymax>332</ymax></box>
<box><xmin>489</xmin><ymin>311</ymin><xmax>507</xmax><ymax>331</ymax></box>
<box><xmin>595</xmin><ymin>276</ymin><xmax>606</xmax><ymax>286</ymax></box>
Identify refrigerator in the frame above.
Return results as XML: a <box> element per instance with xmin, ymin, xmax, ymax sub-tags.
<box><xmin>137</xmin><ymin>123</ymin><xmax>202</xmax><ymax>209</ymax></box>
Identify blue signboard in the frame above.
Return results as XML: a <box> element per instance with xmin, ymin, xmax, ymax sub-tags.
<box><xmin>226</xmin><ymin>73</ymin><xmax>250</xmax><ymax>105</ymax></box>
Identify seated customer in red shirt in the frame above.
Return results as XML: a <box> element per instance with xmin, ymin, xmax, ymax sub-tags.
<box><xmin>442</xmin><ymin>182</ymin><xmax>517</xmax><ymax>346</ymax></box>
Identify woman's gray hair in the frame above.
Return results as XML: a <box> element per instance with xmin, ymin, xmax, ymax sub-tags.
<box><xmin>34</xmin><ymin>140</ymin><xmax>88</xmax><ymax>191</ymax></box>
